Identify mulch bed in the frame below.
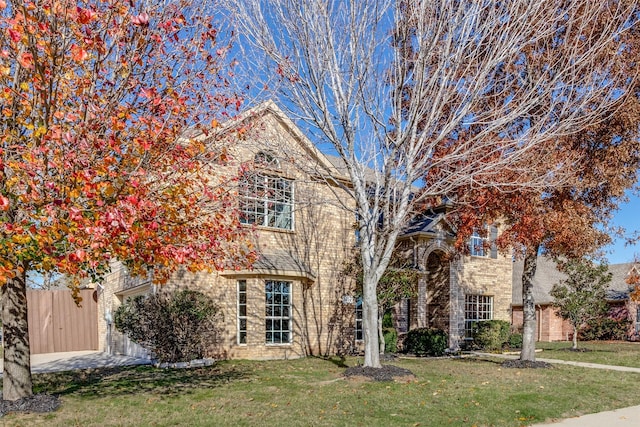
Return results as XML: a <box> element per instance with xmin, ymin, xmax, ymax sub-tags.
<box><xmin>343</xmin><ymin>364</ymin><xmax>415</xmax><ymax>381</ymax></box>
<box><xmin>0</xmin><ymin>394</ymin><xmax>60</xmax><ymax>417</ymax></box>
<box><xmin>501</xmin><ymin>359</ymin><xmax>553</xmax><ymax>369</ymax></box>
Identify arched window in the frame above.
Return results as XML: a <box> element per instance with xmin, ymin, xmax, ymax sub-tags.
<box><xmin>254</xmin><ymin>151</ymin><xmax>279</xmax><ymax>168</ymax></box>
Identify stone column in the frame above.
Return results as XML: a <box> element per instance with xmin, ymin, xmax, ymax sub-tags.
<box><xmin>448</xmin><ymin>256</ymin><xmax>465</xmax><ymax>350</ymax></box>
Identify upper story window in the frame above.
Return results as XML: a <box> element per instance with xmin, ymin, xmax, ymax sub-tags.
<box><xmin>468</xmin><ymin>226</ymin><xmax>498</xmax><ymax>258</ymax></box>
<box><xmin>239</xmin><ymin>172</ymin><xmax>294</xmax><ymax>230</ymax></box>
<box><xmin>239</xmin><ymin>151</ymin><xmax>293</xmax><ymax>230</ymax></box>
<box><xmin>469</xmin><ymin>232</ymin><xmax>486</xmax><ymax>257</ymax></box>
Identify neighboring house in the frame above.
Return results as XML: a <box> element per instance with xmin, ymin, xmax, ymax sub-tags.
<box><xmin>511</xmin><ymin>257</ymin><xmax>640</xmax><ymax>342</ymax></box>
<box><xmin>98</xmin><ymin>102</ymin><xmax>514</xmax><ymax>360</ymax></box>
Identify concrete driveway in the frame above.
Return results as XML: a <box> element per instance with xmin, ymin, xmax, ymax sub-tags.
<box><xmin>0</xmin><ymin>351</ymin><xmax>152</xmax><ymax>375</ymax></box>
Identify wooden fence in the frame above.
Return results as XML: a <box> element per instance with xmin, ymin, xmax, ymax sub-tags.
<box><xmin>26</xmin><ymin>289</ymin><xmax>98</xmax><ymax>354</ymax></box>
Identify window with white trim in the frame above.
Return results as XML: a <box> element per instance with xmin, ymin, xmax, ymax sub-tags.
<box><xmin>239</xmin><ymin>172</ymin><xmax>293</xmax><ymax>230</ymax></box>
<box><xmin>469</xmin><ymin>232</ymin><xmax>486</xmax><ymax>257</ymax></box>
<box><xmin>237</xmin><ymin>280</ymin><xmax>247</xmax><ymax>344</ymax></box>
<box><xmin>265</xmin><ymin>280</ymin><xmax>291</xmax><ymax>344</ymax></box>
<box><xmin>355</xmin><ymin>297</ymin><xmax>363</xmax><ymax>341</ymax></box>
<box><xmin>469</xmin><ymin>226</ymin><xmax>498</xmax><ymax>258</ymax></box>
<box><xmin>464</xmin><ymin>294</ymin><xmax>493</xmax><ymax>338</ymax></box>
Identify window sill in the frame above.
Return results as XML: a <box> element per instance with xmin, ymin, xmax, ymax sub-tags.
<box><xmin>248</xmin><ymin>225</ymin><xmax>296</xmax><ymax>234</ymax></box>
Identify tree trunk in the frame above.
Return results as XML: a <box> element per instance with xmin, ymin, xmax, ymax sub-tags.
<box><xmin>378</xmin><ymin>310</ymin><xmax>385</xmax><ymax>355</ymax></box>
<box><xmin>572</xmin><ymin>325</ymin><xmax>578</xmax><ymax>350</ymax></box>
<box><xmin>520</xmin><ymin>247</ymin><xmax>539</xmax><ymax>362</ymax></box>
<box><xmin>1</xmin><ymin>270</ymin><xmax>33</xmax><ymax>401</ymax></box>
<box><xmin>362</xmin><ymin>276</ymin><xmax>381</xmax><ymax>368</ymax></box>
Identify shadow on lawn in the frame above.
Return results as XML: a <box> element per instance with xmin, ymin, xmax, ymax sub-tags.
<box><xmin>32</xmin><ymin>364</ymin><xmax>249</xmax><ymax>398</ymax></box>
<box><xmin>317</xmin><ymin>356</ymin><xmax>349</xmax><ymax>368</ymax></box>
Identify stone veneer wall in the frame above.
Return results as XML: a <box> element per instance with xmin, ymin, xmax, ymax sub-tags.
<box><xmin>98</xmin><ymin>106</ymin><xmax>516</xmax><ymax>359</ymax></box>
<box><xmin>457</xmin><ymin>254</ymin><xmax>513</xmax><ymax>321</ymax></box>
<box><xmin>98</xmin><ymin>110</ymin><xmax>359</xmax><ymax>360</ymax></box>
<box><xmin>399</xmin><ymin>232</ymin><xmax>513</xmax><ymax>350</ymax></box>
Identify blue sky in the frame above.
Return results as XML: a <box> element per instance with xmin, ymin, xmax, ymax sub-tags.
<box><xmin>604</xmin><ymin>192</ymin><xmax>640</xmax><ymax>265</ymax></box>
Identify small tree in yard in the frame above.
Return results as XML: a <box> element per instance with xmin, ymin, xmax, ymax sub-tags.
<box><xmin>343</xmin><ymin>252</ymin><xmax>417</xmax><ymax>354</ymax></box>
<box><xmin>550</xmin><ymin>258</ymin><xmax>611</xmax><ymax>350</ymax></box>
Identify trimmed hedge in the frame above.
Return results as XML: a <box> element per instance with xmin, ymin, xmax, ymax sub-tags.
<box><xmin>471</xmin><ymin>320</ymin><xmax>511</xmax><ymax>351</ymax></box>
<box><xmin>403</xmin><ymin>328</ymin><xmax>448</xmax><ymax>356</ymax></box>
<box><xmin>580</xmin><ymin>318</ymin><xmax>631</xmax><ymax>341</ymax></box>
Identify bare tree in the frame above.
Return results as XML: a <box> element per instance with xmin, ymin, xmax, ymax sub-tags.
<box><xmin>227</xmin><ymin>0</ymin><xmax>638</xmax><ymax>368</ymax></box>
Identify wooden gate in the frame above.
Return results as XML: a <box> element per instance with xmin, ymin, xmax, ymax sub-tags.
<box><xmin>26</xmin><ymin>289</ymin><xmax>98</xmax><ymax>354</ymax></box>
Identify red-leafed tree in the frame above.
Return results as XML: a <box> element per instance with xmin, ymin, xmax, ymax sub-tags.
<box><xmin>0</xmin><ymin>0</ymin><xmax>255</xmax><ymax>401</ymax></box>
<box><xmin>441</xmin><ymin>1</ymin><xmax>640</xmax><ymax>362</ymax></box>
<box><xmin>448</xmin><ymin>88</ymin><xmax>640</xmax><ymax>361</ymax></box>
<box><xmin>628</xmin><ymin>262</ymin><xmax>640</xmax><ymax>301</ymax></box>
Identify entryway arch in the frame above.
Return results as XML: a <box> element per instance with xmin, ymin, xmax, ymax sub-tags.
<box><xmin>424</xmin><ymin>249</ymin><xmax>451</xmax><ymax>331</ymax></box>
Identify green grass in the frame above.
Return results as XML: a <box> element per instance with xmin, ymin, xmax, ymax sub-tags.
<box><xmin>3</xmin><ymin>355</ymin><xmax>640</xmax><ymax>426</ymax></box>
<box><xmin>536</xmin><ymin>341</ymin><xmax>640</xmax><ymax>367</ymax></box>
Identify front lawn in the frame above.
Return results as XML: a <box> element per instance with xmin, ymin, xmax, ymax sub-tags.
<box><xmin>536</xmin><ymin>341</ymin><xmax>640</xmax><ymax>368</ymax></box>
<box><xmin>3</xmin><ymin>355</ymin><xmax>640</xmax><ymax>426</ymax></box>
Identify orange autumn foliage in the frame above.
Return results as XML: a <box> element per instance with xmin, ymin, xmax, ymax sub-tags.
<box><xmin>0</xmin><ymin>0</ymin><xmax>255</xmax><ymax>287</ymax></box>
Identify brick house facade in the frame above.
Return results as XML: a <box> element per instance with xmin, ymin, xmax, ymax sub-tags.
<box><xmin>97</xmin><ymin>102</ymin><xmax>514</xmax><ymax>359</ymax></box>
<box><xmin>511</xmin><ymin>257</ymin><xmax>640</xmax><ymax>342</ymax></box>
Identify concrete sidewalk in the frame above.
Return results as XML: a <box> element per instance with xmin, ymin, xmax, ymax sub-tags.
<box><xmin>473</xmin><ymin>351</ymin><xmax>640</xmax><ymax>373</ymax></box>
<box><xmin>473</xmin><ymin>352</ymin><xmax>640</xmax><ymax>426</ymax></box>
<box><xmin>0</xmin><ymin>350</ymin><xmax>152</xmax><ymax>375</ymax></box>
<box><xmin>530</xmin><ymin>405</ymin><xmax>640</xmax><ymax>426</ymax></box>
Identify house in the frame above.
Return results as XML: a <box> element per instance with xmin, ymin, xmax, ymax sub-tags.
<box><xmin>511</xmin><ymin>257</ymin><xmax>640</xmax><ymax>342</ymax></box>
<box><xmin>395</xmin><ymin>209</ymin><xmax>513</xmax><ymax>349</ymax></box>
<box><xmin>97</xmin><ymin>102</ymin><xmax>514</xmax><ymax>360</ymax></box>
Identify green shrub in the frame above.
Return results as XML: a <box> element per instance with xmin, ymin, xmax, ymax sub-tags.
<box><xmin>508</xmin><ymin>333</ymin><xmax>523</xmax><ymax>349</ymax></box>
<box><xmin>403</xmin><ymin>328</ymin><xmax>448</xmax><ymax>356</ymax></box>
<box><xmin>114</xmin><ymin>289</ymin><xmax>222</xmax><ymax>363</ymax></box>
<box><xmin>579</xmin><ymin>317</ymin><xmax>631</xmax><ymax>341</ymax></box>
<box><xmin>471</xmin><ymin>320</ymin><xmax>511</xmax><ymax>351</ymax></box>
<box><xmin>382</xmin><ymin>311</ymin><xmax>394</xmax><ymax>329</ymax></box>
<box><xmin>383</xmin><ymin>328</ymin><xmax>398</xmax><ymax>353</ymax></box>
